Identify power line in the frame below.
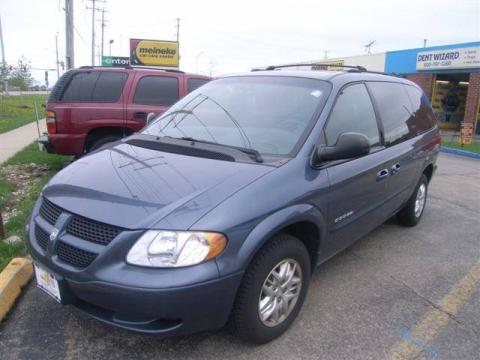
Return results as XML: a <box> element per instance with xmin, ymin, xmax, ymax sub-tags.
<box><xmin>73</xmin><ymin>25</ymin><xmax>88</xmax><ymax>45</ymax></box>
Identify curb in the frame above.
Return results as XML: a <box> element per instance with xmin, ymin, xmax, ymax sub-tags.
<box><xmin>440</xmin><ymin>146</ymin><xmax>480</xmax><ymax>160</ymax></box>
<box><xmin>0</xmin><ymin>257</ymin><xmax>33</xmax><ymax>322</ymax></box>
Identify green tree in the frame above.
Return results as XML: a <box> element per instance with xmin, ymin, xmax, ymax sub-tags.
<box><xmin>9</xmin><ymin>56</ymin><xmax>33</xmax><ymax>91</ymax></box>
<box><xmin>0</xmin><ymin>64</ymin><xmax>11</xmax><ymax>92</ymax></box>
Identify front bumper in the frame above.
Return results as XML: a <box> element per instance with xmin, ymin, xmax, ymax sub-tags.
<box><xmin>34</xmin><ymin>262</ymin><xmax>243</xmax><ymax>335</ymax></box>
<box><xmin>26</xmin><ymin>200</ymin><xmax>243</xmax><ymax>336</ymax></box>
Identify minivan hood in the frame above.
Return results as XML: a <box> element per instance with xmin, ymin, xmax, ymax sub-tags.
<box><xmin>43</xmin><ymin>143</ymin><xmax>274</xmax><ymax>229</ymax></box>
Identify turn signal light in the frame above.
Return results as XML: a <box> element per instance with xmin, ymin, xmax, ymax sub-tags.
<box><xmin>45</xmin><ymin>110</ymin><xmax>56</xmax><ymax>134</ymax></box>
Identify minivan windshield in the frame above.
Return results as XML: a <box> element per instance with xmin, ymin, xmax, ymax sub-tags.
<box><xmin>142</xmin><ymin>76</ymin><xmax>331</xmax><ymax>156</ymax></box>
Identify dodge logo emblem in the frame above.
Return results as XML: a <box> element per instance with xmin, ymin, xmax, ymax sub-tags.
<box><xmin>49</xmin><ymin>228</ymin><xmax>59</xmax><ymax>241</ymax></box>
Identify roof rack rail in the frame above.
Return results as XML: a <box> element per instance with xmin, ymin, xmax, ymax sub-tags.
<box><xmin>263</xmin><ymin>63</ymin><xmax>368</xmax><ymax>72</ymax></box>
<box><xmin>255</xmin><ymin>63</ymin><xmax>402</xmax><ymax>77</ymax></box>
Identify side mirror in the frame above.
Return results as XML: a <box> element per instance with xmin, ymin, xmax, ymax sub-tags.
<box><xmin>146</xmin><ymin>112</ymin><xmax>156</xmax><ymax>125</ymax></box>
<box><xmin>316</xmin><ymin>132</ymin><xmax>370</xmax><ymax>162</ymax></box>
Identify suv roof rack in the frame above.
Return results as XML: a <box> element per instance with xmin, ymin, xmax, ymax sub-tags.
<box><xmin>262</xmin><ymin>63</ymin><xmax>367</xmax><ymax>72</ymax></box>
<box><xmin>254</xmin><ymin>63</ymin><xmax>400</xmax><ymax>77</ymax></box>
<box><xmin>78</xmin><ymin>65</ymin><xmax>184</xmax><ymax>73</ymax></box>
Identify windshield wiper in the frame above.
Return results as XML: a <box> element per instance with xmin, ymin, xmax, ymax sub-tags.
<box><xmin>177</xmin><ymin>137</ymin><xmax>263</xmax><ymax>163</ymax></box>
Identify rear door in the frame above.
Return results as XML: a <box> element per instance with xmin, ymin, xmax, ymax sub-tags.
<box><xmin>366</xmin><ymin>82</ymin><xmax>425</xmax><ymax>214</ymax></box>
<box><xmin>322</xmin><ymin>82</ymin><xmax>391</xmax><ymax>254</ymax></box>
<box><xmin>126</xmin><ymin>73</ymin><xmax>181</xmax><ymax>130</ymax></box>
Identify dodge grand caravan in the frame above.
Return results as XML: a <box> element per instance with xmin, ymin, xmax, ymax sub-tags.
<box><xmin>40</xmin><ymin>66</ymin><xmax>211</xmax><ymax>156</ymax></box>
<box><xmin>27</xmin><ymin>67</ymin><xmax>441</xmax><ymax>344</ymax></box>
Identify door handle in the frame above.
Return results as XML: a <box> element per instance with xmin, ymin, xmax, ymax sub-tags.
<box><xmin>133</xmin><ymin>111</ymin><xmax>147</xmax><ymax>120</ymax></box>
<box><xmin>376</xmin><ymin>169</ymin><xmax>389</xmax><ymax>181</ymax></box>
<box><xmin>390</xmin><ymin>163</ymin><xmax>401</xmax><ymax>175</ymax></box>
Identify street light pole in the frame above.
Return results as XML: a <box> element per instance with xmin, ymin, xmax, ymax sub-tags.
<box><xmin>196</xmin><ymin>51</ymin><xmax>204</xmax><ymax>73</ymax></box>
<box><xmin>55</xmin><ymin>33</ymin><xmax>60</xmax><ymax>79</ymax></box>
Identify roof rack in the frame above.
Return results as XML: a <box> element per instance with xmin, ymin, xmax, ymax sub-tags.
<box><xmin>78</xmin><ymin>65</ymin><xmax>184</xmax><ymax>73</ymax></box>
<box><xmin>262</xmin><ymin>63</ymin><xmax>367</xmax><ymax>72</ymax></box>
<box><xmin>253</xmin><ymin>63</ymin><xmax>401</xmax><ymax>77</ymax></box>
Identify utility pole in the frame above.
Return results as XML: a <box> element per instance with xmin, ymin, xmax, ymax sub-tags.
<box><xmin>0</xmin><ymin>15</ymin><xmax>9</xmax><ymax>95</ymax></box>
<box><xmin>87</xmin><ymin>0</ymin><xmax>104</xmax><ymax>66</ymax></box>
<box><xmin>65</xmin><ymin>0</ymin><xmax>74</xmax><ymax>69</ymax></box>
<box><xmin>89</xmin><ymin>0</ymin><xmax>96</xmax><ymax>65</ymax></box>
<box><xmin>55</xmin><ymin>33</ymin><xmax>60</xmax><ymax>79</ymax></box>
<box><xmin>176</xmin><ymin>17</ymin><xmax>180</xmax><ymax>68</ymax></box>
<box><xmin>100</xmin><ymin>8</ymin><xmax>106</xmax><ymax>60</ymax></box>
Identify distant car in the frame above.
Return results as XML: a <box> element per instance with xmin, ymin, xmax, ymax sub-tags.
<box><xmin>28</xmin><ymin>67</ymin><xmax>440</xmax><ymax>344</ymax></box>
<box><xmin>39</xmin><ymin>66</ymin><xmax>211</xmax><ymax>156</ymax></box>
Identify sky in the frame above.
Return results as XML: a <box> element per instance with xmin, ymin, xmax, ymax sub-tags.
<box><xmin>1</xmin><ymin>0</ymin><xmax>479</xmax><ymax>85</ymax></box>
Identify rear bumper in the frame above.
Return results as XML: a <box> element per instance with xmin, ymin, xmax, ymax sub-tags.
<box><xmin>38</xmin><ymin>135</ymin><xmax>54</xmax><ymax>153</ymax></box>
<box><xmin>40</xmin><ymin>133</ymin><xmax>86</xmax><ymax>156</ymax></box>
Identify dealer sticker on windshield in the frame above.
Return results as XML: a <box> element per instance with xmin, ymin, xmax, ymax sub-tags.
<box><xmin>34</xmin><ymin>263</ymin><xmax>61</xmax><ymax>303</ymax></box>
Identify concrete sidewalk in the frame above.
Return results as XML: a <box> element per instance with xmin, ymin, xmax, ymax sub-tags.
<box><xmin>0</xmin><ymin>121</ymin><xmax>46</xmax><ymax>163</ymax></box>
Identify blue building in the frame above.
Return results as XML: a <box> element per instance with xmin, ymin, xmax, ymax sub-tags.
<box><xmin>385</xmin><ymin>42</ymin><xmax>480</xmax><ymax>133</ymax></box>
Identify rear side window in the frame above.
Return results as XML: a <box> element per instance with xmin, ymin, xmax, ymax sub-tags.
<box><xmin>367</xmin><ymin>82</ymin><xmax>413</xmax><ymax>146</ymax></box>
<box><xmin>61</xmin><ymin>71</ymin><xmax>127</xmax><ymax>102</ymax></box>
<box><xmin>187</xmin><ymin>78</ymin><xmax>210</xmax><ymax>93</ymax></box>
<box><xmin>325</xmin><ymin>83</ymin><xmax>380</xmax><ymax>146</ymax></box>
<box><xmin>133</xmin><ymin>76</ymin><xmax>179</xmax><ymax>105</ymax></box>
<box><xmin>404</xmin><ymin>85</ymin><xmax>436</xmax><ymax>135</ymax></box>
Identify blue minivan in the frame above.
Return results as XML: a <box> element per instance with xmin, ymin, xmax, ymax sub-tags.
<box><xmin>27</xmin><ymin>67</ymin><xmax>441</xmax><ymax>344</ymax></box>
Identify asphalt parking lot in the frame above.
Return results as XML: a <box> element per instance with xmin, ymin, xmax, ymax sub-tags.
<box><xmin>1</xmin><ymin>153</ymin><xmax>479</xmax><ymax>360</ymax></box>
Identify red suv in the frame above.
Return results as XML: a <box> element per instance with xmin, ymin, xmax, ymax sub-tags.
<box><xmin>40</xmin><ymin>67</ymin><xmax>211</xmax><ymax>156</ymax></box>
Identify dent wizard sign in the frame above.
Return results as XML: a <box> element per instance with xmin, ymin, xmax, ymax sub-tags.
<box><xmin>416</xmin><ymin>46</ymin><xmax>480</xmax><ymax>71</ymax></box>
<box><xmin>130</xmin><ymin>39</ymin><xmax>179</xmax><ymax>67</ymax></box>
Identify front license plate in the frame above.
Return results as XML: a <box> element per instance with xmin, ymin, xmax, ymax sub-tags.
<box><xmin>34</xmin><ymin>263</ymin><xmax>61</xmax><ymax>303</ymax></box>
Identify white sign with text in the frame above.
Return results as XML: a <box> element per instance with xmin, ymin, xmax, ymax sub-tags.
<box><xmin>416</xmin><ymin>46</ymin><xmax>480</xmax><ymax>71</ymax></box>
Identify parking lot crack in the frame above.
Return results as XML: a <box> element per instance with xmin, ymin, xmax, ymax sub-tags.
<box><xmin>429</xmin><ymin>194</ymin><xmax>480</xmax><ymax>215</ymax></box>
<box><xmin>389</xmin><ymin>276</ymin><xmax>468</xmax><ymax>328</ymax></box>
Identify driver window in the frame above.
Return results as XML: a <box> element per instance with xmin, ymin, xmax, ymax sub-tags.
<box><xmin>325</xmin><ymin>83</ymin><xmax>380</xmax><ymax>147</ymax></box>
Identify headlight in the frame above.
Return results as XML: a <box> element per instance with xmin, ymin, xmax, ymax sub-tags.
<box><xmin>126</xmin><ymin>230</ymin><xmax>227</xmax><ymax>268</ymax></box>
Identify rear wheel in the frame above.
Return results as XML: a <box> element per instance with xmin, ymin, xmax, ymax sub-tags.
<box><xmin>231</xmin><ymin>234</ymin><xmax>311</xmax><ymax>344</ymax></box>
<box><xmin>397</xmin><ymin>174</ymin><xmax>428</xmax><ymax>227</ymax></box>
<box><xmin>87</xmin><ymin>135</ymin><xmax>121</xmax><ymax>153</ymax></box>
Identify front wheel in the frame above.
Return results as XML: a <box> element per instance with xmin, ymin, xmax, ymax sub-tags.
<box><xmin>231</xmin><ymin>234</ymin><xmax>311</xmax><ymax>344</ymax></box>
<box><xmin>397</xmin><ymin>174</ymin><xmax>429</xmax><ymax>227</ymax></box>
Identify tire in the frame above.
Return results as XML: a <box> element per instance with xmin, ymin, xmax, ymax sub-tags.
<box><xmin>231</xmin><ymin>234</ymin><xmax>311</xmax><ymax>344</ymax></box>
<box><xmin>88</xmin><ymin>135</ymin><xmax>121</xmax><ymax>153</ymax></box>
<box><xmin>397</xmin><ymin>174</ymin><xmax>428</xmax><ymax>227</ymax></box>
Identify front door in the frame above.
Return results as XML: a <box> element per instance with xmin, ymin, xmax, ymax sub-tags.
<box><xmin>126</xmin><ymin>73</ymin><xmax>181</xmax><ymax>131</ymax></box>
<box><xmin>320</xmin><ymin>83</ymin><xmax>391</xmax><ymax>255</ymax></box>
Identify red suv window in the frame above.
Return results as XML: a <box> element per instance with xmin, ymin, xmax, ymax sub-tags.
<box><xmin>133</xmin><ymin>76</ymin><xmax>179</xmax><ymax>106</ymax></box>
<box><xmin>61</xmin><ymin>71</ymin><xmax>127</xmax><ymax>102</ymax></box>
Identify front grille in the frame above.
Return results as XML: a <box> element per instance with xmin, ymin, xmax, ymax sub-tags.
<box><xmin>35</xmin><ymin>225</ymin><xmax>50</xmax><ymax>250</ymax></box>
<box><xmin>66</xmin><ymin>216</ymin><xmax>121</xmax><ymax>245</ymax></box>
<box><xmin>57</xmin><ymin>241</ymin><xmax>97</xmax><ymax>268</ymax></box>
<box><xmin>39</xmin><ymin>198</ymin><xmax>62</xmax><ymax>225</ymax></box>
